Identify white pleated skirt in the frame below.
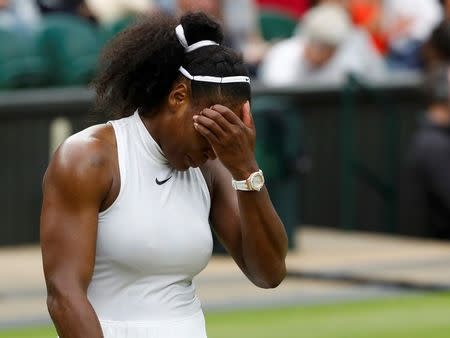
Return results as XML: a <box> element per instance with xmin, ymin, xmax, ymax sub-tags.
<box><xmin>100</xmin><ymin>311</ymin><xmax>208</xmax><ymax>338</ymax></box>
<box><xmin>58</xmin><ymin>311</ymin><xmax>208</xmax><ymax>338</ymax></box>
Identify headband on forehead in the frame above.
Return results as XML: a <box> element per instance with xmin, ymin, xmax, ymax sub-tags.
<box><xmin>179</xmin><ymin>66</ymin><xmax>251</xmax><ymax>84</ymax></box>
<box><xmin>175</xmin><ymin>24</ymin><xmax>219</xmax><ymax>53</ymax></box>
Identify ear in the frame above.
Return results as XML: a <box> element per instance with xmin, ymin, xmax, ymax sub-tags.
<box><xmin>168</xmin><ymin>82</ymin><xmax>189</xmax><ymax>112</ymax></box>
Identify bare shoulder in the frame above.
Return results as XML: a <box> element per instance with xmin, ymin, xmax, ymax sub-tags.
<box><xmin>43</xmin><ymin>123</ymin><xmax>116</xmax><ymax>198</ymax></box>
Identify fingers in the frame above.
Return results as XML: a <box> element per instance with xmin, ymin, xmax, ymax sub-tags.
<box><xmin>201</xmin><ymin>108</ymin><xmax>232</xmax><ymax>132</ymax></box>
<box><xmin>210</xmin><ymin>104</ymin><xmax>242</xmax><ymax>125</ymax></box>
<box><xmin>193</xmin><ymin>114</ymin><xmax>226</xmax><ymax>140</ymax></box>
<box><xmin>241</xmin><ymin>101</ymin><xmax>254</xmax><ymax>130</ymax></box>
<box><xmin>195</xmin><ymin>103</ymin><xmax>254</xmax><ymax>149</ymax></box>
<box><xmin>194</xmin><ymin>121</ymin><xmax>219</xmax><ymax>145</ymax></box>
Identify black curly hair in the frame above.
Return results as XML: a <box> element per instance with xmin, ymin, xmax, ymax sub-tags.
<box><xmin>93</xmin><ymin>12</ymin><xmax>251</xmax><ymax>117</ymax></box>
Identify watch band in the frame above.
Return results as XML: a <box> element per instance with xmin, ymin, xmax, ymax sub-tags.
<box><xmin>231</xmin><ymin>178</ymin><xmax>251</xmax><ymax>191</ymax></box>
<box><xmin>232</xmin><ymin>170</ymin><xmax>264</xmax><ymax>191</ymax></box>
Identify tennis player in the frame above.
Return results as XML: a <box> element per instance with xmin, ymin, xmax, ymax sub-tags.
<box><xmin>40</xmin><ymin>12</ymin><xmax>288</xmax><ymax>338</ymax></box>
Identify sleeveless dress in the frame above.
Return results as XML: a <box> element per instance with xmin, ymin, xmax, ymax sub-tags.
<box><xmin>85</xmin><ymin>111</ymin><xmax>213</xmax><ymax>337</ymax></box>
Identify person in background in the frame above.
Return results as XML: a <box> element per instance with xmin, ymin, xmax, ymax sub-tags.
<box><xmin>400</xmin><ymin>66</ymin><xmax>450</xmax><ymax>238</ymax></box>
<box><xmin>36</xmin><ymin>0</ymin><xmax>96</xmax><ymax>23</ymax></box>
<box><xmin>255</xmin><ymin>0</ymin><xmax>311</xmax><ymax>19</ymax></box>
<box><xmin>177</xmin><ymin>0</ymin><xmax>221</xmax><ymax>19</ymax></box>
<box><xmin>83</xmin><ymin>0</ymin><xmax>154</xmax><ymax>25</ymax></box>
<box><xmin>440</xmin><ymin>0</ymin><xmax>450</xmax><ymax>21</ymax></box>
<box><xmin>37</xmin><ymin>0</ymin><xmax>82</xmax><ymax>13</ymax></box>
<box><xmin>259</xmin><ymin>3</ymin><xmax>385</xmax><ymax>86</ymax></box>
<box><xmin>0</xmin><ymin>0</ymin><xmax>41</xmax><ymax>34</ymax></box>
<box><xmin>383</xmin><ymin>0</ymin><xmax>442</xmax><ymax>70</ymax></box>
<box><xmin>153</xmin><ymin>0</ymin><xmax>175</xmax><ymax>13</ymax></box>
<box><xmin>312</xmin><ymin>0</ymin><xmax>348</xmax><ymax>7</ymax></box>
<box><xmin>423</xmin><ymin>21</ymin><xmax>450</xmax><ymax>71</ymax></box>
<box><xmin>348</xmin><ymin>0</ymin><xmax>387</xmax><ymax>55</ymax></box>
<box><xmin>249</xmin><ymin>0</ymin><xmax>312</xmax><ymax>72</ymax></box>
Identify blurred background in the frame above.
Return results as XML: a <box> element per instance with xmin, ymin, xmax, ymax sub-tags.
<box><xmin>0</xmin><ymin>0</ymin><xmax>449</xmax><ymax>337</ymax></box>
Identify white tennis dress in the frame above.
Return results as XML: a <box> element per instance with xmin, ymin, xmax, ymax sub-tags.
<box><xmin>86</xmin><ymin>111</ymin><xmax>213</xmax><ymax>337</ymax></box>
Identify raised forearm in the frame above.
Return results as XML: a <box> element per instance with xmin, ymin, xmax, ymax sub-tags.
<box><xmin>237</xmin><ymin>187</ymin><xmax>288</xmax><ymax>288</ymax></box>
<box><xmin>194</xmin><ymin>103</ymin><xmax>288</xmax><ymax>287</ymax></box>
<box><xmin>47</xmin><ymin>292</ymin><xmax>103</xmax><ymax>338</ymax></box>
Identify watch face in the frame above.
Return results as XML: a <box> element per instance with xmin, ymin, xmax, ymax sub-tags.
<box><xmin>251</xmin><ymin>172</ymin><xmax>264</xmax><ymax>190</ymax></box>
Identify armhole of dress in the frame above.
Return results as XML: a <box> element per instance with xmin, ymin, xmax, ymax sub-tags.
<box><xmin>99</xmin><ymin>121</ymin><xmax>127</xmax><ymax>217</ymax></box>
<box><xmin>197</xmin><ymin>167</ymin><xmax>212</xmax><ymax>212</ymax></box>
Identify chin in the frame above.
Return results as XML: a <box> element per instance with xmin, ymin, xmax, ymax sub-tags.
<box><xmin>174</xmin><ymin>162</ymin><xmax>190</xmax><ymax>171</ymax></box>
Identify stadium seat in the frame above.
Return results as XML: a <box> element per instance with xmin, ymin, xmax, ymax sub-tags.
<box><xmin>258</xmin><ymin>10</ymin><xmax>297</xmax><ymax>41</ymax></box>
<box><xmin>0</xmin><ymin>30</ymin><xmax>49</xmax><ymax>89</ymax></box>
<box><xmin>36</xmin><ymin>15</ymin><xmax>101</xmax><ymax>86</ymax></box>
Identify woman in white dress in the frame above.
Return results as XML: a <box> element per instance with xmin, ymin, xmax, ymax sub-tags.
<box><xmin>40</xmin><ymin>12</ymin><xmax>288</xmax><ymax>338</ymax></box>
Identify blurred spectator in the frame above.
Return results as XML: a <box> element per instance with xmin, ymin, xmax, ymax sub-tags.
<box><xmin>37</xmin><ymin>0</ymin><xmax>83</xmax><ymax>14</ymax></box>
<box><xmin>400</xmin><ymin>66</ymin><xmax>450</xmax><ymax>238</ymax></box>
<box><xmin>37</xmin><ymin>0</ymin><xmax>97</xmax><ymax>23</ymax></box>
<box><xmin>312</xmin><ymin>0</ymin><xmax>348</xmax><ymax>6</ymax></box>
<box><xmin>177</xmin><ymin>0</ymin><xmax>222</xmax><ymax>19</ymax></box>
<box><xmin>0</xmin><ymin>0</ymin><xmax>41</xmax><ymax>34</ymax></box>
<box><xmin>423</xmin><ymin>21</ymin><xmax>450</xmax><ymax>71</ymax></box>
<box><xmin>153</xmin><ymin>0</ymin><xmax>175</xmax><ymax>13</ymax></box>
<box><xmin>348</xmin><ymin>0</ymin><xmax>388</xmax><ymax>54</ymax></box>
<box><xmin>440</xmin><ymin>0</ymin><xmax>450</xmax><ymax>20</ymax></box>
<box><xmin>223</xmin><ymin>0</ymin><xmax>268</xmax><ymax>70</ymax></box>
<box><xmin>383</xmin><ymin>0</ymin><xmax>442</xmax><ymax>70</ymax></box>
<box><xmin>256</xmin><ymin>0</ymin><xmax>311</xmax><ymax>19</ymax></box>
<box><xmin>84</xmin><ymin>0</ymin><xmax>154</xmax><ymax>24</ymax></box>
<box><xmin>259</xmin><ymin>3</ymin><xmax>385</xmax><ymax>86</ymax></box>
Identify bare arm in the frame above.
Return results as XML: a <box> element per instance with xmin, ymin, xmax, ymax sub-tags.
<box><xmin>206</xmin><ymin>160</ymin><xmax>288</xmax><ymax>288</ymax></box>
<box><xmin>196</xmin><ymin>103</ymin><xmax>288</xmax><ymax>288</ymax></box>
<box><xmin>40</xmin><ymin>129</ymin><xmax>114</xmax><ymax>337</ymax></box>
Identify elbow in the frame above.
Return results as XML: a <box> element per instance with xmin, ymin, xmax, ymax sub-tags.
<box><xmin>45</xmin><ymin>279</ymin><xmax>84</xmax><ymax>319</ymax></box>
<box><xmin>46</xmin><ymin>282</ymin><xmax>69</xmax><ymax>319</ymax></box>
<box><xmin>46</xmin><ymin>288</ymin><xmax>66</xmax><ymax>321</ymax></box>
<box><xmin>257</xmin><ymin>277</ymin><xmax>284</xmax><ymax>289</ymax></box>
<box><xmin>253</xmin><ymin>261</ymin><xmax>287</xmax><ymax>289</ymax></box>
<box><xmin>46</xmin><ymin>292</ymin><xmax>61</xmax><ymax>319</ymax></box>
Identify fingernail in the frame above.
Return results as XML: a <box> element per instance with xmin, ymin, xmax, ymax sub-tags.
<box><xmin>193</xmin><ymin>115</ymin><xmax>198</xmax><ymax>121</ymax></box>
<box><xmin>194</xmin><ymin>122</ymin><xmax>198</xmax><ymax>128</ymax></box>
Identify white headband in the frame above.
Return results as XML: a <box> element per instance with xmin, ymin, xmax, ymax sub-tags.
<box><xmin>175</xmin><ymin>25</ymin><xmax>250</xmax><ymax>84</ymax></box>
<box><xmin>179</xmin><ymin>66</ymin><xmax>250</xmax><ymax>84</ymax></box>
<box><xmin>175</xmin><ymin>24</ymin><xmax>219</xmax><ymax>53</ymax></box>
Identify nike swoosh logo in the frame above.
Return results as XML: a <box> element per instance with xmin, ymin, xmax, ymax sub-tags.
<box><xmin>155</xmin><ymin>176</ymin><xmax>172</xmax><ymax>185</ymax></box>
